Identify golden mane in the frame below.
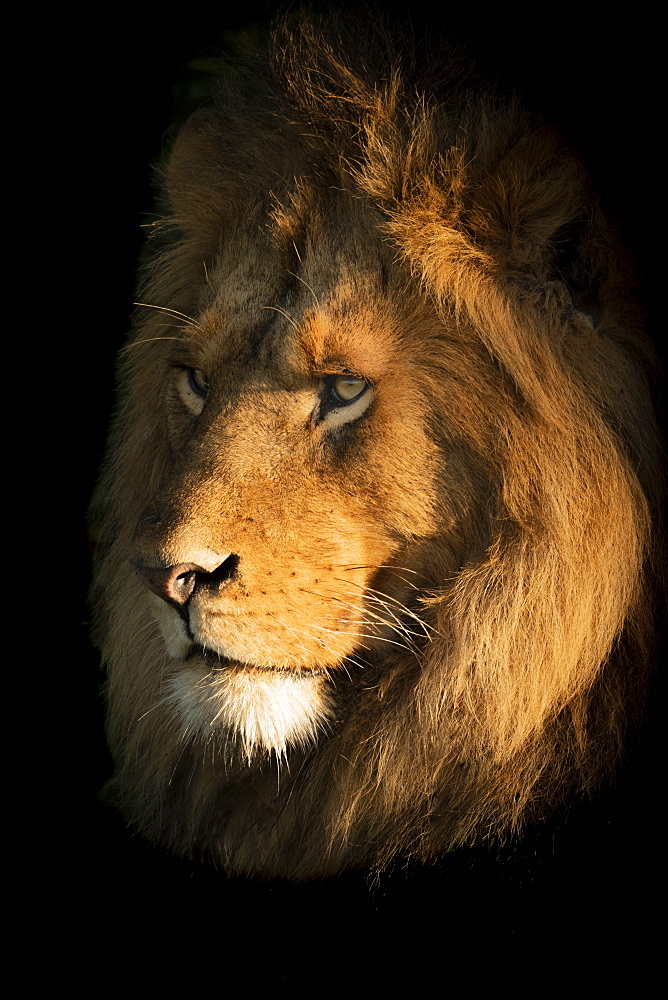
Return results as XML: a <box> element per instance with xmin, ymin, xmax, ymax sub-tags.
<box><xmin>92</xmin><ymin>12</ymin><xmax>662</xmax><ymax>877</ymax></box>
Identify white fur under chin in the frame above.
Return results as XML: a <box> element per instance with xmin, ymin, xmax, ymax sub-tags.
<box><xmin>168</xmin><ymin>659</ymin><xmax>333</xmax><ymax>760</ymax></box>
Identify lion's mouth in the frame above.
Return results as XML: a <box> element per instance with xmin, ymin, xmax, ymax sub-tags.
<box><xmin>186</xmin><ymin>641</ymin><xmax>331</xmax><ymax>677</ymax></box>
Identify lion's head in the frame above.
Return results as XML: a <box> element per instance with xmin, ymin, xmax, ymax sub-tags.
<box><xmin>91</xmin><ymin>14</ymin><xmax>662</xmax><ymax>877</ymax></box>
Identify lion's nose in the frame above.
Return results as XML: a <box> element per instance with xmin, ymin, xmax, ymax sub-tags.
<box><xmin>130</xmin><ymin>554</ymin><xmax>239</xmax><ymax>606</ymax></box>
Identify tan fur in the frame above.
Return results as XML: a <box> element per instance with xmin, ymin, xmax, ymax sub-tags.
<box><xmin>91</xmin><ymin>13</ymin><xmax>662</xmax><ymax>877</ymax></box>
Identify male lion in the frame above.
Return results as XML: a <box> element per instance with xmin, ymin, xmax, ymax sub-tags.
<box><xmin>91</xmin><ymin>14</ymin><xmax>662</xmax><ymax>878</ymax></box>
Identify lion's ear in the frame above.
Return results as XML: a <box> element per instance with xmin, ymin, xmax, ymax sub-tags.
<box><xmin>164</xmin><ymin>109</ymin><xmax>236</xmax><ymax>239</ymax></box>
<box><xmin>469</xmin><ymin>126</ymin><xmax>592</xmax><ymax>272</ymax></box>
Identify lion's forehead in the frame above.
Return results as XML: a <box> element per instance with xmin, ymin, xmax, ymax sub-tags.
<box><xmin>180</xmin><ymin>194</ymin><xmax>421</xmax><ymax>382</ymax></box>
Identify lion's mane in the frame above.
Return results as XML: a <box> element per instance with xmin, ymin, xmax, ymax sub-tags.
<box><xmin>92</xmin><ymin>13</ymin><xmax>662</xmax><ymax>878</ymax></box>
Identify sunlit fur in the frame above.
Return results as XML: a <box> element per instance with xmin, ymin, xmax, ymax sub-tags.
<box><xmin>91</xmin><ymin>13</ymin><xmax>662</xmax><ymax>877</ymax></box>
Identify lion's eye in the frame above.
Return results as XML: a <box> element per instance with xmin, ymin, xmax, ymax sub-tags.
<box><xmin>318</xmin><ymin>373</ymin><xmax>373</xmax><ymax>426</ymax></box>
<box><xmin>329</xmin><ymin>375</ymin><xmax>368</xmax><ymax>405</ymax></box>
<box><xmin>187</xmin><ymin>368</ymin><xmax>209</xmax><ymax>397</ymax></box>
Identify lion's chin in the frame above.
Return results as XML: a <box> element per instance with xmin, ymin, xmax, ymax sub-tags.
<box><xmin>167</xmin><ymin>657</ymin><xmax>333</xmax><ymax>760</ymax></box>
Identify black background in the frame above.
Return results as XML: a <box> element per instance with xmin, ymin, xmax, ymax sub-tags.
<box><xmin>59</xmin><ymin>2</ymin><xmax>663</xmax><ymax>986</ymax></box>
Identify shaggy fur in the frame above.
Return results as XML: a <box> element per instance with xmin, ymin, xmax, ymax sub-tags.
<box><xmin>91</xmin><ymin>13</ymin><xmax>662</xmax><ymax>878</ymax></box>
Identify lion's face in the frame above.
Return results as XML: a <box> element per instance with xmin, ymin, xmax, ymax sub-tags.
<box><xmin>127</xmin><ymin>219</ymin><xmax>463</xmax><ymax>755</ymax></box>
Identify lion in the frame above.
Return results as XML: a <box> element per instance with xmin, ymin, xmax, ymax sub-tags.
<box><xmin>91</xmin><ymin>12</ymin><xmax>662</xmax><ymax>878</ymax></box>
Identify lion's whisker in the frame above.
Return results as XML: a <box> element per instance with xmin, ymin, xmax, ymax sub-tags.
<box><xmin>361</xmin><ymin>593</ymin><xmax>434</xmax><ymax>640</ymax></box>
<box><xmin>276</xmin><ymin>618</ymin><xmax>372</xmax><ymax>654</ymax></box>
<box><xmin>120</xmin><ymin>336</ymin><xmax>184</xmax><ymax>353</ymax></box>
<box><xmin>308</xmin><ymin>621</ymin><xmax>419</xmax><ymax>656</ymax></box>
<box><xmin>136</xmin><ymin>693</ymin><xmax>173</xmax><ymax>722</ymax></box>
<box><xmin>317</xmin><ymin>613</ymin><xmax>426</xmax><ymax>642</ymax></box>
<box><xmin>300</xmin><ymin>589</ymin><xmax>421</xmax><ymax>642</ymax></box>
<box><xmin>262</xmin><ymin>304</ymin><xmax>302</xmax><ymax>334</ymax></box>
<box><xmin>312</xmin><ymin>599</ymin><xmax>426</xmax><ymax>640</ymax></box>
<box><xmin>339</xmin><ymin>578</ymin><xmax>440</xmax><ymax>637</ymax></box>
<box><xmin>271</xmin><ymin>616</ymin><xmax>328</xmax><ymax>657</ymax></box>
<box><xmin>133</xmin><ymin>301</ymin><xmax>204</xmax><ymax>330</ymax></box>
<box><xmin>340</xmin><ymin>563</ymin><xmax>429</xmax><ymax>583</ymax></box>
<box><xmin>297</xmin><ymin>586</ymin><xmax>427</xmax><ymax>651</ymax></box>
<box><xmin>355</xmin><ymin>594</ymin><xmax>425</xmax><ymax>636</ymax></box>
<box><xmin>288</xmin><ymin>270</ymin><xmax>321</xmax><ymax>308</ymax></box>
<box><xmin>291</xmin><ymin>241</ymin><xmax>302</xmax><ymax>264</ymax></box>
<box><xmin>167</xmin><ymin>730</ymin><xmax>196</xmax><ymax>785</ymax></box>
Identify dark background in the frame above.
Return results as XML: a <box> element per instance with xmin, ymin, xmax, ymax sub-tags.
<box><xmin>62</xmin><ymin>2</ymin><xmax>662</xmax><ymax>986</ymax></box>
